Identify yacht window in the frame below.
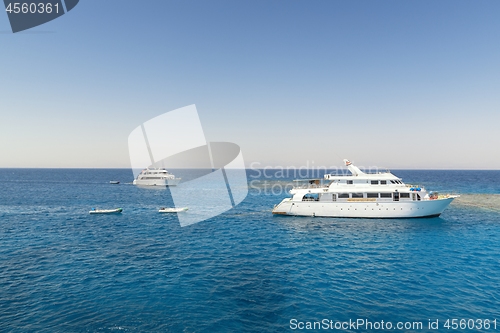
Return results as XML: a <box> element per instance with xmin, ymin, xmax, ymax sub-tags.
<box><xmin>400</xmin><ymin>193</ymin><xmax>410</xmax><ymax>198</ymax></box>
<box><xmin>351</xmin><ymin>193</ymin><xmax>363</xmax><ymax>198</ymax></box>
<box><xmin>338</xmin><ymin>193</ymin><xmax>349</xmax><ymax>198</ymax></box>
<box><xmin>320</xmin><ymin>193</ymin><xmax>332</xmax><ymax>201</ymax></box>
<box><xmin>371</xmin><ymin>180</ymin><xmax>378</xmax><ymax>185</ymax></box>
<box><xmin>380</xmin><ymin>193</ymin><xmax>392</xmax><ymax>198</ymax></box>
<box><xmin>380</xmin><ymin>180</ymin><xmax>387</xmax><ymax>185</ymax></box>
<box><xmin>390</xmin><ymin>180</ymin><xmax>396</xmax><ymax>184</ymax></box>
<box><xmin>302</xmin><ymin>193</ymin><xmax>319</xmax><ymax>201</ymax></box>
<box><xmin>347</xmin><ymin>180</ymin><xmax>353</xmax><ymax>185</ymax></box>
<box><xmin>332</xmin><ymin>194</ymin><xmax>337</xmax><ymax>201</ymax></box>
<box><xmin>367</xmin><ymin>193</ymin><xmax>378</xmax><ymax>198</ymax></box>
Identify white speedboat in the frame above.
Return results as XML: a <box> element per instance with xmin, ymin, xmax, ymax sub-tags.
<box><xmin>272</xmin><ymin>159</ymin><xmax>458</xmax><ymax>218</ymax></box>
<box><xmin>133</xmin><ymin>168</ymin><xmax>181</xmax><ymax>186</ymax></box>
<box><xmin>159</xmin><ymin>207</ymin><xmax>188</xmax><ymax>213</ymax></box>
<box><xmin>89</xmin><ymin>208</ymin><xmax>123</xmax><ymax>214</ymax></box>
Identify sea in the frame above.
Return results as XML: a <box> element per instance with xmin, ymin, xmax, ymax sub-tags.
<box><xmin>1</xmin><ymin>169</ymin><xmax>500</xmax><ymax>333</ymax></box>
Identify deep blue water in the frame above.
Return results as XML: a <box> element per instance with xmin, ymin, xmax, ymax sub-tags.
<box><xmin>1</xmin><ymin>169</ymin><xmax>500</xmax><ymax>332</ymax></box>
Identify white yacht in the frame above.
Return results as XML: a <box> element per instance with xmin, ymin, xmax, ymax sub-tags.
<box><xmin>133</xmin><ymin>168</ymin><xmax>181</xmax><ymax>186</ymax></box>
<box><xmin>272</xmin><ymin>159</ymin><xmax>458</xmax><ymax>218</ymax></box>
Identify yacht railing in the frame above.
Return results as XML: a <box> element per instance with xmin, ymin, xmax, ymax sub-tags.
<box><xmin>292</xmin><ymin>179</ymin><xmax>329</xmax><ymax>189</ymax></box>
<box><xmin>325</xmin><ymin>169</ymin><xmax>391</xmax><ymax>177</ymax></box>
<box><xmin>292</xmin><ymin>184</ymin><xmax>329</xmax><ymax>189</ymax></box>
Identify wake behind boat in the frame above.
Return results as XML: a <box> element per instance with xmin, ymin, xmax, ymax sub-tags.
<box><xmin>159</xmin><ymin>207</ymin><xmax>188</xmax><ymax>213</ymax></box>
<box><xmin>89</xmin><ymin>208</ymin><xmax>123</xmax><ymax>214</ymax></box>
<box><xmin>133</xmin><ymin>168</ymin><xmax>181</xmax><ymax>186</ymax></box>
<box><xmin>272</xmin><ymin>159</ymin><xmax>458</xmax><ymax>218</ymax></box>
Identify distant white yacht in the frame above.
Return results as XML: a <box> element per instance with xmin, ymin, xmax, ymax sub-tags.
<box><xmin>133</xmin><ymin>168</ymin><xmax>181</xmax><ymax>186</ymax></box>
<box><xmin>272</xmin><ymin>159</ymin><xmax>458</xmax><ymax>218</ymax></box>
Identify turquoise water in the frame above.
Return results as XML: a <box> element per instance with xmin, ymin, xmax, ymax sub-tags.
<box><xmin>1</xmin><ymin>169</ymin><xmax>500</xmax><ymax>332</ymax></box>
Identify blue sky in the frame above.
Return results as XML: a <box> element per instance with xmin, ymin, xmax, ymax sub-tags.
<box><xmin>1</xmin><ymin>0</ymin><xmax>499</xmax><ymax>169</ymax></box>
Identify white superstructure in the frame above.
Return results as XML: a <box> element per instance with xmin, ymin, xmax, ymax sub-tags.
<box><xmin>133</xmin><ymin>168</ymin><xmax>181</xmax><ymax>186</ymax></box>
<box><xmin>272</xmin><ymin>159</ymin><xmax>458</xmax><ymax>218</ymax></box>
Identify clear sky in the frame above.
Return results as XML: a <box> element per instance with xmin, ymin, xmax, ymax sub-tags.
<box><xmin>1</xmin><ymin>0</ymin><xmax>499</xmax><ymax>169</ymax></box>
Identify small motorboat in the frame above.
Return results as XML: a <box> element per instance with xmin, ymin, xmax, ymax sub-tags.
<box><xmin>159</xmin><ymin>207</ymin><xmax>188</xmax><ymax>213</ymax></box>
<box><xmin>89</xmin><ymin>208</ymin><xmax>123</xmax><ymax>214</ymax></box>
<box><xmin>109</xmin><ymin>181</ymin><xmax>120</xmax><ymax>184</ymax></box>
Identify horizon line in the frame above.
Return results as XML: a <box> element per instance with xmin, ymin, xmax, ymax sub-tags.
<box><xmin>1</xmin><ymin>167</ymin><xmax>500</xmax><ymax>171</ymax></box>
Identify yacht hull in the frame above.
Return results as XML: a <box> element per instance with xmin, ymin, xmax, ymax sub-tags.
<box><xmin>133</xmin><ymin>178</ymin><xmax>181</xmax><ymax>186</ymax></box>
<box><xmin>272</xmin><ymin>197</ymin><xmax>456</xmax><ymax>218</ymax></box>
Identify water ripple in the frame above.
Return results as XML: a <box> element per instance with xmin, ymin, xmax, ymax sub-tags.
<box><xmin>1</xmin><ymin>170</ymin><xmax>500</xmax><ymax>332</ymax></box>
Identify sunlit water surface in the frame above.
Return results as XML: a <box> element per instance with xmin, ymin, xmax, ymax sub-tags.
<box><xmin>1</xmin><ymin>169</ymin><xmax>499</xmax><ymax>332</ymax></box>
